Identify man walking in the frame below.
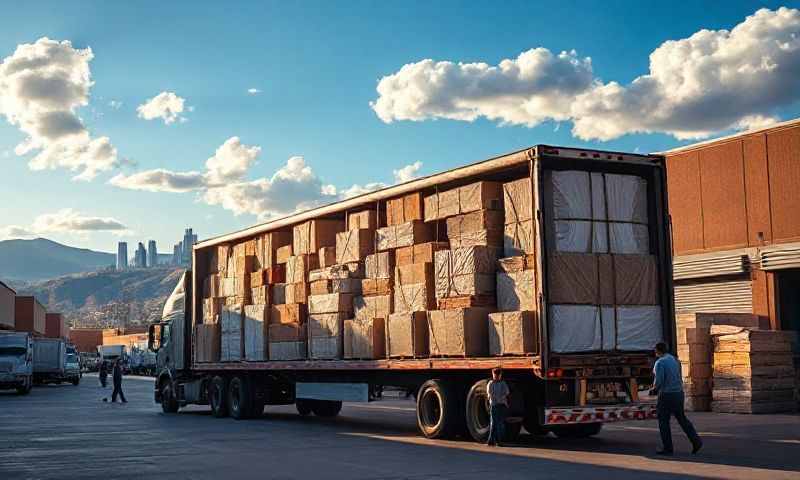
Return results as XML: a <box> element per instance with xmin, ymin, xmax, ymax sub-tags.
<box><xmin>652</xmin><ymin>342</ymin><xmax>702</xmax><ymax>455</ymax></box>
<box><xmin>486</xmin><ymin>367</ymin><xmax>510</xmax><ymax>446</ymax></box>
<box><xmin>98</xmin><ymin>360</ymin><xmax>108</xmax><ymax>388</ymax></box>
<box><xmin>111</xmin><ymin>358</ymin><xmax>127</xmax><ymax>403</ymax></box>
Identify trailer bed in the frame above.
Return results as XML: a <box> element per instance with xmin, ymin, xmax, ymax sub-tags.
<box><xmin>193</xmin><ymin>355</ymin><xmax>540</xmax><ymax>372</ymax></box>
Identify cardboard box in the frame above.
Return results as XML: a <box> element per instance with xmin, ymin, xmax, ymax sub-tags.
<box><xmin>250</xmin><ymin>286</ymin><xmax>269</xmax><ymax>305</ymax></box>
<box><xmin>194</xmin><ymin>324</ymin><xmax>220</xmax><ymax>363</ymax></box>
<box><xmin>361</xmin><ymin>278</ymin><xmax>392</xmax><ymax>296</ymax></box>
<box><xmin>488</xmin><ymin>311</ymin><xmax>537</xmax><ymax>355</ymax></box>
<box><xmin>268</xmin><ymin>322</ymin><xmax>306</xmax><ymax>342</ymax></box>
<box><xmin>319</xmin><ymin>246</ymin><xmax>337</xmax><ymax>268</ymax></box>
<box><xmin>220</xmin><ymin>305</ymin><xmax>243</xmax><ymax>362</ymax></box>
<box><xmin>446</xmin><ymin>210</ymin><xmax>504</xmax><ymax>237</ymax></box>
<box><xmin>294</xmin><ymin>219</ymin><xmax>345</xmax><ymax>255</ymax></box>
<box><xmin>448</xmin><ymin>229</ymin><xmax>503</xmax><ymax>249</ymax></box>
<box><xmin>344</xmin><ymin>318</ymin><xmax>385</xmax><ymax>359</ymax></box>
<box><xmin>395</xmin><ymin>242</ymin><xmax>448</xmax><ymax>267</ymax></box>
<box><xmin>376</xmin><ymin>221</ymin><xmax>432</xmax><ymax>251</ymax></box>
<box><xmin>265</xmin><ymin>264</ymin><xmax>286</xmax><ymax>284</ymax></box>
<box><xmin>387</xmin><ymin>192</ymin><xmax>423</xmax><ymax>226</ymax></box>
<box><xmin>308</xmin><ymin>293</ymin><xmax>354</xmax><ymax>315</ymax></box>
<box><xmin>286</xmin><ymin>254</ymin><xmax>319</xmax><ymax>284</ymax></box>
<box><xmin>497</xmin><ymin>270</ymin><xmax>536</xmax><ymax>311</ymax></box>
<box><xmin>269</xmin><ymin>341</ymin><xmax>307</xmax><ymax>360</ymax></box>
<box><xmin>308</xmin><ymin>312</ymin><xmax>347</xmax><ymax>338</ymax></box>
<box><xmin>365</xmin><ymin>251</ymin><xmax>394</xmax><ymax>279</ymax></box>
<box><xmin>269</xmin><ymin>304</ymin><xmax>307</xmax><ymax>325</ymax></box>
<box><xmin>243</xmin><ymin>305</ymin><xmax>267</xmax><ymax>361</ymax></box>
<box><xmin>309</xmin><ymin>336</ymin><xmax>343</xmax><ymax>360</ymax></box>
<box><xmin>285</xmin><ymin>282</ymin><xmax>308</xmax><ymax>304</ymax></box>
<box><xmin>393</xmin><ymin>283</ymin><xmax>435</xmax><ymax>313</ymax></box>
<box><xmin>386</xmin><ymin>312</ymin><xmax>429</xmax><ymax>358</ymax></box>
<box><xmin>428</xmin><ymin>308</ymin><xmax>492</xmax><ymax>356</ymax></box>
<box><xmin>260</xmin><ymin>231</ymin><xmax>292</xmax><ymax>267</ymax></box>
<box><xmin>424</xmin><ymin>181</ymin><xmax>502</xmax><ymax>221</ymax></box>
<box><xmin>310</xmin><ymin>278</ymin><xmax>362</xmax><ymax>295</ymax></box>
<box><xmin>354</xmin><ymin>294</ymin><xmax>392</xmax><ymax>321</ymax></box>
<box><xmin>395</xmin><ymin>262</ymin><xmax>434</xmax><ymax>286</ymax></box>
<box><xmin>348</xmin><ymin>209</ymin><xmax>378</xmax><ymax>231</ymax></box>
<box><xmin>503</xmin><ymin>178</ymin><xmax>532</xmax><ymax>225</ymax></box>
<box><xmin>276</xmin><ymin>244</ymin><xmax>293</xmax><ymax>264</ymax></box>
<box><xmin>423</xmin><ymin>187</ymin><xmax>460</xmax><ymax>222</ymax></box>
<box><xmin>336</xmin><ymin>228</ymin><xmax>375</xmax><ymax>264</ymax></box>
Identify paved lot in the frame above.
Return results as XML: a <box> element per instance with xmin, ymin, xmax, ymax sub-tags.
<box><xmin>1</xmin><ymin>375</ymin><xmax>798</xmax><ymax>479</ymax></box>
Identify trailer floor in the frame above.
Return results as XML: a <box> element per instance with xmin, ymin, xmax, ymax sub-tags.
<box><xmin>0</xmin><ymin>374</ymin><xmax>798</xmax><ymax>479</ymax></box>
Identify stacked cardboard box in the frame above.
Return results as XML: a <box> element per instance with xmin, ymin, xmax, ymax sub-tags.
<box><xmin>496</xmin><ymin>255</ymin><xmax>536</xmax><ymax>312</ymax></box>
<box><xmin>308</xmin><ymin>293</ymin><xmax>354</xmax><ymax>359</ymax></box>
<box><xmin>268</xmin><ymin>323</ymin><xmax>307</xmax><ymax>360</ymax></box>
<box><xmin>220</xmin><ymin>305</ymin><xmax>243</xmax><ymax>362</ymax></box>
<box><xmin>336</xmin><ymin>228</ymin><xmax>374</xmax><ymax>264</ymax></box>
<box><xmin>376</xmin><ymin>221</ymin><xmax>432</xmax><ymax>251</ymax></box>
<box><xmin>488</xmin><ymin>311</ymin><xmax>538</xmax><ymax>356</ymax></box>
<box><xmin>424</xmin><ymin>181</ymin><xmax>502</xmax><ymax>222</ymax></box>
<box><xmin>711</xmin><ymin>326</ymin><xmax>798</xmax><ymax>414</ymax></box>
<box><xmin>194</xmin><ymin>323</ymin><xmax>220</xmax><ymax>362</ymax></box>
<box><xmin>387</xmin><ymin>311</ymin><xmax>428</xmax><ymax>358</ymax></box>
<box><xmin>346</xmin><ymin>251</ymin><xmax>393</xmax><ymax>359</ymax></box>
<box><xmin>446</xmin><ymin>209</ymin><xmax>504</xmax><ymax>250</ymax></box>
<box><xmin>435</xmin><ymin>246</ymin><xmax>497</xmax><ymax>309</ymax></box>
<box><xmin>243</xmin><ymin>305</ymin><xmax>268</xmax><ymax>361</ymax></box>
<box><xmin>349</xmin><ymin>209</ymin><xmax>380</xmax><ymax>230</ymax></box>
<box><xmin>676</xmin><ymin>313</ymin><xmax>767</xmax><ymax>411</ymax></box>
<box><xmin>502</xmin><ymin>178</ymin><xmax>534</xmax><ymax>257</ymax></box>
<box><xmin>428</xmin><ymin>307</ymin><xmax>493</xmax><ymax>357</ymax></box>
<box><xmin>386</xmin><ymin>192</ymin><xmax>423</xmax><ymax>226</ymax></box>
<box><xmin>293</xmin><ymin>219</ymin><xmax>345</xmax><ymax>255</ymax></box>
<box><xmin>394</xmin><ymin>262</ymin><xmax>435</xmax><ymax>313</ymax></box>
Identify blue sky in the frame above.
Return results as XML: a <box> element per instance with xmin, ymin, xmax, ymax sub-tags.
<box><xmin>1</xmin><ymin>1</ymin><xmax>799</xmax><ymax>253</ymax></box>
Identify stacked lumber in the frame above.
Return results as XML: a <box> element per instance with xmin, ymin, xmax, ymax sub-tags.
<box><xmin>490</xmin><ymin>254</ymin><xmax>538</xmax><ymax>356</ymax></box>
<box><xmin>243</xmin><ymin>305</ymin><xmax>268</xmax><ymax>361</ymax></box>
<box><xmin>428</xmin><ymin>307</ymin><xmax>493</xmax><ymax>357</ymax></box>
<box><xmin>220</xmin><ymin>305</ymin><xmax>243</xmax><ymax>361</ymax></box>
<box><xmin>502</xmin><ymin>178</ymin><xmax>534</xmax><ymax>257</ymax></box>
<box><xmin>387</xmin><ymin>311</ymin><xmax>428</xmax><ymax>358</ymax></box>
<box><xmin>711</xmin><ymin>326</ymin><xmax>798</xmax><ymax>414</ymax></box>
<box><xmin>394</xmin><ymin>262</ymin><xmax>435</xmax><ymax>313</ymax></box>
<box><xmin>194</xmin><ymin>323</ymin><xmax>220</xmax><ymax>362</ymax></box>
<box><xmin>308</xmin><ymin>293</ymin><xmax>353</xmax><ymax>359</ymax></box>
<box><xmin>268</xmin><ymin>322</ymin><xmax>306</xmax><ymax>360</ymax></box>
<box><xmin>293</xmin><ymin>219</ymin><xmax>345</xmax><ymax>256</ymax></box>
<box><xmin>386</xmin><ymin>192</ymin><xmax>423</xmax><ymax>226</ymax></box>
<box><xmin>346</xmin><ymin>251</ymin><xmax>393</xmax><ymax>359</ymax></box>
<box><xmin>434</xmin><ymin>246</ymin><xmax>497</xmax><ymax>309</ymax></box>
<box><xmin>423</xmin><ymin>181</ymin><xmax>502</xmax><ymax>222</ymax></box>
<box><xmin>488</xmin><ymin>311</ymin><xmax>538</xmax><ymax>356</ymax></box>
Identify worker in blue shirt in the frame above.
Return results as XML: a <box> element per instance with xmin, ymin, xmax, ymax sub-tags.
<box><xmin>651</xmin><ymin>342</ymin><xmax>702</xmax><ymax>455</ymax></box>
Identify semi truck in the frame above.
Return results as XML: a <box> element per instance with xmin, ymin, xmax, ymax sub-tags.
<box><xmin>33</xmin><ymin>337</ymin><xmax>80</xmax><ymax>385</ymax></box>
<box><xmin>0</xmin><ymin>331</ymin><xmax>34</xmax><ymax>394</ymax></box>
<box><xmin>148</xmin><ymin>145</ymin><xmax>675</xmax><ymax>442</ymax></box>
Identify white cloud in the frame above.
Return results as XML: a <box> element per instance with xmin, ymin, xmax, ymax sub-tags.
<box><xmin>370</xmin><ymin>48</ymin><xmax>594</xmax><ymax>127</ymax></box>
<box><xmin>109</xmin><ymin>169</ymin><xmax>205</xmax><ymax>193</ymax></box>
<box><xmin>393</xmin><ymin>161</ymin><xmax>423</xmax><ymax>183</ymax></box>
<box><xmin>372</xmin><ymin>7</ymin><xmax>800</xmax><ymax>141</ymax></box>
<box><xmin>108</xmin><ymin>100</ymin><xmax>122</xmax><ymax>109</ymax></box>
<box><xmin>136</xmin><ymin>91</ymin><xmax>188</xmax><ymax>125</ymax></box>
<box><xmin>247</xmin><ymin>88</ymin><xmax>261</xmax><ymax>95</ymax></box>
<box><xmin>1</xmin><ymin>209</ymin><xmax>128</xmax><ymax>240</ymax></box>
<box><xmin>0</xmin><ymin>37</ymin><xmax>118</xmax><ymax>180</ymax></box>
<box><xmin>204</xmin><ymin>136</ymin><xmax>261</xmax><ymax>184</ymax></box>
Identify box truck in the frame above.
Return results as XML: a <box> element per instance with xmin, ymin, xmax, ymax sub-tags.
<box><xmin>0</xmin><ymin>331</ymin><xmax>34</xmax><ymax>394</ymax></box>
<box><xmin>33</xmin><ymin>337</ymin><xmax>79</xmax><ymax>385</ymax></box>
<box><xmin>149</xmin><ymin>145</ymin><xmax>674</xmax><ymax>442</ymax></box>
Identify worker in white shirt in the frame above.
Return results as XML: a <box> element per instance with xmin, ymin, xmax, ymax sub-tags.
<box><xmin>486</xmin><ymin>367</ymin><xmax>510</xmax><ymax>446</ymax></box>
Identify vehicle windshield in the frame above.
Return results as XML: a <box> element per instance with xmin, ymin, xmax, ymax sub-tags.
<box><xmin>0</xmin><ymin>346</ymin><xmax>27</xmax><ymax>356</ymax></box>
<box><xmin>67</xmin><ymin>353</ymin><xmax>79</xmax><ymax>363</ymax></box>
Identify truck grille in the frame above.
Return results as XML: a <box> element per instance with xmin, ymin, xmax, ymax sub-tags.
<box><xmin>0</xmin><ymin>362</ymin><xmax>12</xmax><ymax>373</ymax></box>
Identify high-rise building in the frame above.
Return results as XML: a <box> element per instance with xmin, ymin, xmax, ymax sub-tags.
<box><xmin>181</xmin><ymin>228</ymin><xmax>197</xmax><ymax>265</ymax></box>
<box><xmin>116</xmin><ymin>242</ymin><xmax>128</xmax><ymax>270</ymax></box>
<box><xmin>173</xmin><ymin>243</ymin><xmax>182</xmax><ymax>266</ymax></box>
<box><xmin>147</xmin><ymin>240</ymin><xmax>157</xmax><ymax>268</ymax></box>
<box><xmin>134</xmin><ymin>242</ymin><xmax>147</xmax><ymax>268</ymax></box>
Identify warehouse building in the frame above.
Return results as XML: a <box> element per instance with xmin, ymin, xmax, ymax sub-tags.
<box><xmin>663</xmin><ymin>118</ymin><xmax>800</xmax><ymax>333</ymax></box>
<box><xmin>0</xmin><ymin>281</ymin><xmax>15</xmax><ymax>330</ymax></box>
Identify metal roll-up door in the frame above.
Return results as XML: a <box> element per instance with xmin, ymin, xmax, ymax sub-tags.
<box><xmin>674</xmin><ymin>278</ymin><xmax>753</xmax><ymax>314</ymax></box>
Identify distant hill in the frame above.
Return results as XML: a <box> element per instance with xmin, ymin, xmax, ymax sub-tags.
<box><xmin>0</xmin><ymin>238</ymin><xmax>115</xmax><ymax>281</ymax></box>
<box><xmin>14</xmin><ymin>267</ymin><xmax>184</xmax><ymax>328</ymax></box>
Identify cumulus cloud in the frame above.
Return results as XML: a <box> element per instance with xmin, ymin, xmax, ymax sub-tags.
<box><xmin>204</xmin><ymin>136</ymin><xmax>261</xmax><ymax>185</ymax></box>
<box><xmin>247</xmin><ymin>88</ymin><xmax>261</xmax><ymax>95</ymax></box>
<box><xmin>393</xmin><ymin>161</ymin><xmax>423</xmax><ymax>183</ymax></box>
<box><xmin>136</xmin><ymin>91</ymin><xmax>188</xmax><ymax>124</ymax></box>
<box><xmin>109</xmin><ymin>169</ymin><xmax>205</xmax><ymax>193</ymax></box>
<box><xmin>0</xmin><ymin>37</ymin><xmax>118</xmax><ymax>180</ymax></box>
<box><xmin>1</xmin><ymin>209</ymin><xmax>128</xmax><ymax>240</ymax></box>
<box><xmin>372</xmin><ymin>7</ymin><xmax>800</xmax><ymax>141</ymax></box>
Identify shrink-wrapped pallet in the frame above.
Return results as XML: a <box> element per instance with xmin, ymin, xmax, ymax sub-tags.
<box><xmin>293</xmin><ymin>219</ymin><xmax>345</xmax><ymax>255</ymax></box>
<box><xmin>220</xmin><ymin>305</ymin><xmax>243</xmax><ymax>362</ymax></box>
<box><xmin>354</xmin><ymin>294</ymin><xmax>392</xmax><ymax>321</ymax></box>
<box><xmin>344</xmin><ymin>318</ymin><xmax>385</xmax><ymax>359</ymax></box>
<box><xmin>428</xmin><ymin>308</ymin><xmax>493</xmax><ymax>357</ymax></box>
<box><xmin>547</xmin><ymin>253</ymin><xmax>658</xmax><ymax>306</ymax></box>
<box><xmin>194</xmin><ymin>324</ymin><xmax>220</xmax><ymax>363</ymax></box>
<box><xmin>446</xmin><ymin>210</ymin><xmax>504</xmax><ymax>238</ymax></box>
<box><xmin>308</xmin><ymin>312</ymin><xmax>347</xmax><ymax>359</ymax></box>
<box><xmin>497</xmin><ymin>269</ymin><xmax>535</xmax><ymax>312</ymax></box>
<box><xmin>243</xmin><ymin>305</ymin><xmax>267</xmax><ymax>361</ymax></box>
<box><xmin>365</xmin><ymin>251</ymin><xmax>394</xmax><ymax>279</ymax></box>
<box><xmin>376</xmin><ymin>221</ymin><xmax>432</xmax><ymax>251</ymax></box>
<box><xmin>394</xmin><ymin>284</ymin><xmax>435</xmax><ymax>313</ymax></box>
<box><xmin>386</xmin><ymin>312</ymin><xmax>429</xmax><ymax>358</ymax></box>
<box><xmin>434</xmin><ymin>246</ymin><xmax>497</xmax><ymax>300</ymax></box>
<box><xmin>308</xmin><ymin>293</ymin><xmax>354</xmax><ymax>315</ymax></box>
<box><xmin>336</xmin><ymin>228</ymin><xmax>375</xmax><ymax>264</ymax></box>
<box><xmin>488</xmin><ymin>311</ymin><xmax>538</xmax><ymax>356</ymax></box>
<box><xmin>548</xmin><ymin>305</ymin><xmax>662</xmax><ymax>353</ymax></box>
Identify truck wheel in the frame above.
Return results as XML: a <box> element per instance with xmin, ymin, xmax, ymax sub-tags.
<box><xmin>465</xmin><ymin>380</ymin><xmax>491</xmax><ymax>443</ymax></box>
<box><xmin>210</xmin><ymin>376</ymin><xmax>229</xmax><ymax>418</ymax></box>
<box><xmin>160</xmin><ymin>379</ymin><xmax>180</xmax><ymax>414</ymax></box>
<box><xmin>227</xmin><ymin>376</ymin><xmax>253</xmax><ymax>420</ymax></box>
<box><xmin>311</xmin><ymin>400</ymin><xmax>342</xmax><ymax>417</ymax></box>
<box><xmin>551</xmin><ymin>423</ymin><xmax>603</xmax><ymax>438</ymax></box>
<box><xmin>296</xmin><ymin>399</ymin><xmax>313</xmax><ymax>416</ymax></box>
<box><xmin>416</xmin><ymin>379</ymin><xmax>463</xmax><ymax>439</ymax></box>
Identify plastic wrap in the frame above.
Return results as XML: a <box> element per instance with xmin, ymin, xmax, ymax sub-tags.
<box><xmin>488</xmin><ymin>311</ymin><xmax>537</xmax><ymax>355</ymax></box>
<box><xmin>616</xmin><ymin>306</ymin><xmax>663</xmax><ymax>350</ymax></box>
<box><xmin>243</xmin><ymin>305</ymin><xmax>266</xmax><ymax>361</ymax></box>
<box><xmin>428</xmin><ymin>308</ymin><xmax>492</xmax><ymax>356</ymax></box>
<box><xmin>496</xmin><ymin>270</ymin><xmax>536</xmax><ymax>311</ymax></box>
<box><xmin>609</xmin><ymin>223</ymin><xmax>650</xmax><ymax>254</ymax></box>
<box><xmin>502</xmin><ymin>178</ymin><xmax>532</xmax><ymax>224</ymax></box>
<box><xmin>548</xmin><ymin>305</ymin><xmax>602</xmax><ymax>353</ymax></box>
<box><xmin>503</xmin><ymin>220</ymin><xmax>534</xmax><ymax>257</ymax></box>
<box><xmin>554</xmin><ymin>220</ymin><xmax>608</xmax><ymax>253</ymax></box>
<box><xmin>605</xmin><ymin>174</ymin><xmax>648</xmax><ymax>223</ymax></box>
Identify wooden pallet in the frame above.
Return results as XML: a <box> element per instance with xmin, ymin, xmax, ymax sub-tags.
<box><xmin>437</xmin><ymin>295</ymin><xmax>495</xmax><ymax>309</ymax></box>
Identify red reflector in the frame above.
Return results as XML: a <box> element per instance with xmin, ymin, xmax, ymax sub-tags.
<box><xmin>556</xmin><ymin>368</ymin><xmax>564</xmax><ymax>378</ymax></box>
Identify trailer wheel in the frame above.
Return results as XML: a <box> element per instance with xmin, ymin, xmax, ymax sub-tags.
<box><xmin>465</xmin><ymin>380</ymin><xmax>491</xmax><ymax>442</ymax></box>
<box><xmin>227</xmin><ymin>376</ymin><xmax>253</xmax><ymax>420</ymax></box>
<box><xmin>550</xmin><ymin>423</ymin><xmax>603</xmax><ymax>438</ymax></box>
<box><xmin>311</xmin><ymin>400</ymin><xmax>342</xmax><ymax>417</ymax></box>
<box><xmin>210</xmin><ymin>376</ymin><xmax>229</xmax><ymax>418</ymax></box>
<box><xmin>416</xmin><ymin>379</ymin><xmax>462</xmax><ymax>439</ymax></box>
<box><xmin>296</xmin><ymin>399</ymin><xmax>313</xmax><ymax>416</ymax></box>
<box><xmin>160</xmin><ymin>379</ymin><xmax>180</xmax><ymax>414</ymax></box>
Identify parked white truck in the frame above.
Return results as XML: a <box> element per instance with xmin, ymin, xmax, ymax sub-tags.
<box><xmin>33</xmin><ymin>337</ymin><xmax>80</xmax><ymax>385</ymax></box>
<box><xmin>0</xmin><ymin>331</ymin><xmax>34</xmax><ymax>394</ymax></box>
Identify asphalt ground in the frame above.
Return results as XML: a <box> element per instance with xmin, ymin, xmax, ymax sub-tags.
<box><xmin>1</xmin><ymin>374</ymin><xmax>798</xmax><ymax>479</ymax></box>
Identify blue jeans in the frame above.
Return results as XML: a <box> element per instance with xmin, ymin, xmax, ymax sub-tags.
<box><xmin>657</xmin><ymin>391</ymin><xmax>700</xmax><ymax>452</ymax></box>
<box><xmin>488</xmin><ymin>404</ymin><xmax>507</xmax><ymax>444</ymax></box>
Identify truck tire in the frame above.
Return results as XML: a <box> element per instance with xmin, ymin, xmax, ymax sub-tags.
<box><xmin>550</xmin><ymin>423</ymin><xmax>603</xmax><ymax>438</ymax></box>
<box><xmin>416</xmin><ymin>379</ymin><xmax>463</xmax><ymax>439</ymax></box>
<box><xmin>227</xmin><ymin>376</ymin><xmax>253</xmax><ymax>420</ymax></box>
<box><xmin>311</xmin><ymin>400</ymin><xmax>342</xmax><ymax>417</ymax></box>
<box><xmin>296</xmin><ymin>399</ymin><xmax>313</xmax><ymax>416</ymax></box>
<box><xmin>465</xmin><ymin>379</ymin><xmax>522</xmax><ymax>443</ymax></box>
<box><xmin>210</xmin><ymin>376</ymin><xmax>229</xmax><ymax>418</ymax></box>
<box><xmin>160</xmin><ymin>379</ymin><xmax>180</xmax><ymax>414</ymax></box>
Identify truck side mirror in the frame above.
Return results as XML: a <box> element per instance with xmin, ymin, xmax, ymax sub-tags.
<box><xmin>148</xmin><ymin>324</ymin><xmax>163</xmax><ymax>352</ymax></box>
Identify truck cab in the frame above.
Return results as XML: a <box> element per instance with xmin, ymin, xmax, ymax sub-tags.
<box><xmin>65</xmin><ymin>344</ymin><xmax>81</xmax><ymax>385</ymax></box>
<box><xmin>0</xmin><ymin>331</ymin><xmax>34</xmax><ymax>395</ymax></box>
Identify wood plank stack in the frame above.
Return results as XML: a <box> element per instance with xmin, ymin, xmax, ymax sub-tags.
<box><xmin>490</xmin><ymin>253</ymin><xmax>538</xmax><ymax>356</ymax></box>
<box><xmin>220</xmin><ymin>305</ymin><xmax>243</xmax><ymax>361</ymax></box>
<box><xmin>308</xmin><ymin>293</ymin><xmax>353</xmax><ymax>359</ymax></box>
<box><xmin>435</xmin><ymin>246</ymin><xmax>497</xmax><ymax>309</ymax></box>
<box><xmin>346</xmin><ymin>251</ymin><xmax>393</xmax><ymax>359</ymax></box>
<box><xmin>502</xmin><ymin>178</ymin><xmax>534</xmax><ymax>257</ymax></box>
<box><xmin>194</xmin><ymin>323</ymin><xmax>220</xmax><ymax>362</ymax></box>
<box><xmin>428</xmin><ymin>307</ymin><xmax>493</xmax><ymax>357</ymax></box>
<box><xmin>711</xmin><ymin>326</ymin><xmax>798</xmax><ymax>414</ymax></box>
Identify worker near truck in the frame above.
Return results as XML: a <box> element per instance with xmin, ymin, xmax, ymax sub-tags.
<box><xmin>111</xmin><ymin>359</ymin><xmax>127</xmax><ymax>403</ymax></box>
<box><xmin>486</xmin><ymin>367</ymin><xmax>510</xmax><ymax>447</ymax></box>
<box><xmin>652</xmin><ymin>342</ymin><xmax>702</xmax><ymax>455</ymax></box>
<box><xmin>98</xmin><ymin>360</ymin><xmax>108</xmax><ymax>388</ymax></box>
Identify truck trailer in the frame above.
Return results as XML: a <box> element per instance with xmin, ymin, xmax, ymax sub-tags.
<box><xmin>149</xmin><ymin>145</ymin><xmax>675</xmax><ymax>442</ymax></box>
